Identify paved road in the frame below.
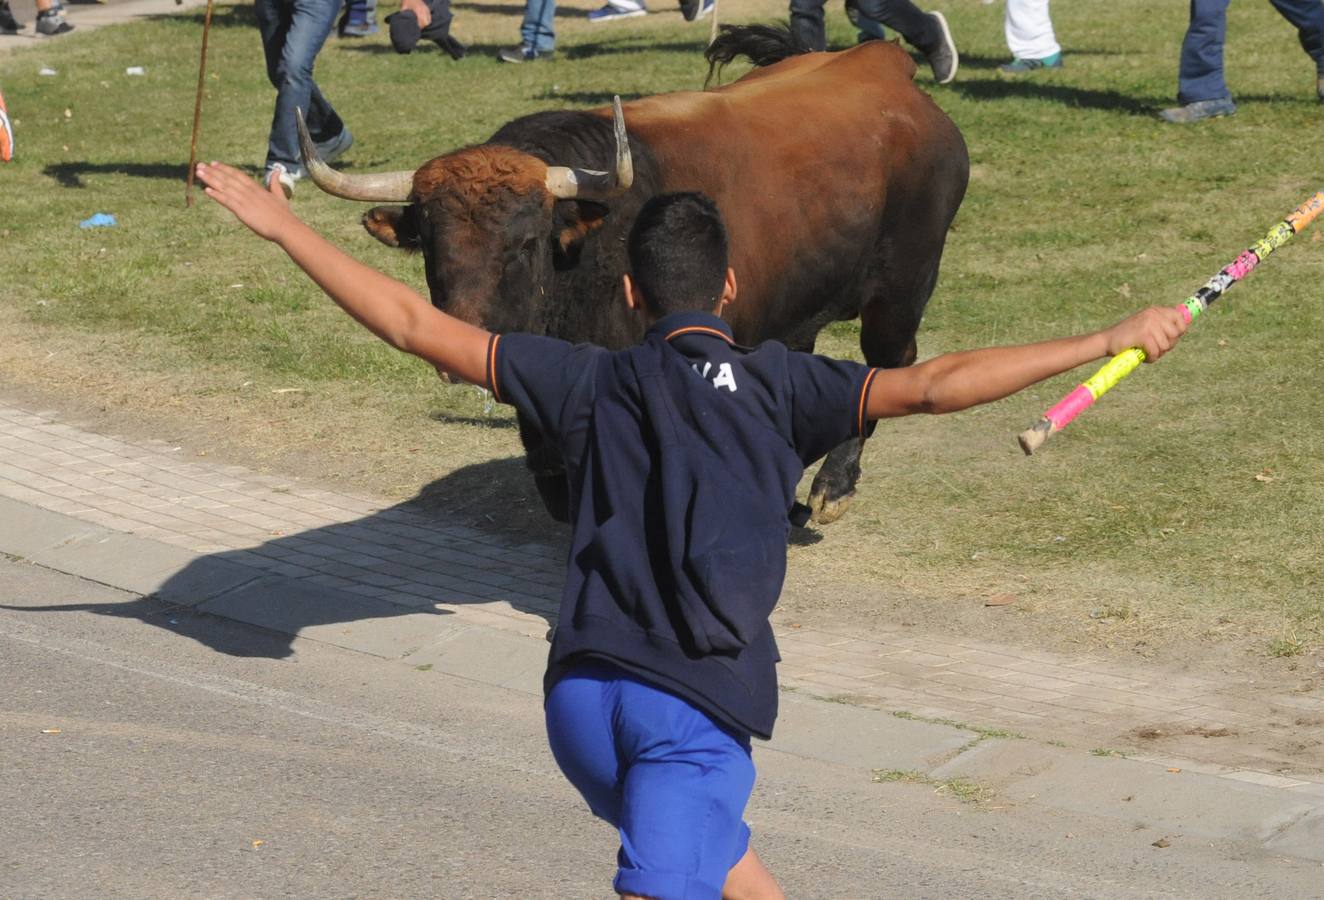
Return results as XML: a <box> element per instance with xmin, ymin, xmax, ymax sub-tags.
<box><xmin>4</xmin><ymin>556</ymin><xmax>1322</xmax><ymax>899</ymax></box>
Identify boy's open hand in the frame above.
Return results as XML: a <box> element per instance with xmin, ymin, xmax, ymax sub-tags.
<box><xmin>196</xmin><ymin>162</ymin><xmax>298</xmax><ymax>243</ymax></box>
<box><xmin>1103</xmin><ymin>306</ymin><xmax>1190</xmax><ymax>362</ymax></box>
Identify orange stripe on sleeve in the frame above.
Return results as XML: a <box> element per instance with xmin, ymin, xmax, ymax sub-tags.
<box><xmin>487</xmin><ymin>333</ymin><xmax>502</xmax><ymax>403</ymax></box>
<box><xmin>857</xmin><ymin>368</ymin><xmax>880</xmax><ymax>437</ymax></box>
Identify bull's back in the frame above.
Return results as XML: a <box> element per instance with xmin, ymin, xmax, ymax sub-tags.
<box><xmin>620</xmin><ymin>41</ymin><xmax>967</xmax><ymax>340</ymax></box>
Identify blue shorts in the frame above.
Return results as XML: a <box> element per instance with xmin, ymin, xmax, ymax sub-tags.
<box><xmin>545</xmin><ymin>660</ymin><xmax>755</xmax><ymax>900</ymax></box>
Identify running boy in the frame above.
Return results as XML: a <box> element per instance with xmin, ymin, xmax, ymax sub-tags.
<box><xmin>196</xmin><ymin>161</ymin><xmax>1188</xmax><ymax>899</ymax></box>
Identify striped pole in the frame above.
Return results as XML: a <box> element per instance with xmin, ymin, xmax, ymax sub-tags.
<box><xmin>1018</xmin><ymin>189</ymin><xmax>1324</xmax><ymax>455</ymax></box>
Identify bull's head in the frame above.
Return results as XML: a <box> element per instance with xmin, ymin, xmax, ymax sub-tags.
<box><xmin>296</xmin><ymin>99</ymin><xmax>633</xmax><ymax>335</ymax></box>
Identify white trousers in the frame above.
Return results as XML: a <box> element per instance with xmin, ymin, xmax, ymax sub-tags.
<box><xmin>1005</xmin><ymin>0</ymin><xmax>1060</xmax><ymax>59</ymax></box>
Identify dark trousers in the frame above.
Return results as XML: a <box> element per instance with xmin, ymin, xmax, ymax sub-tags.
<box><xmin>255</xmin><ymin>0</ymin><xmax>345</xmax><ymax>170</ymax></box>
<box><xmin>1179</xmin><ymin>0</ymin><xmax>1324</xmax><ymax>103</ymax></box>
<box><xmin>789</xmin><ymin>0</ymin><xmax>938</xmax><ymax>53</ymax></box>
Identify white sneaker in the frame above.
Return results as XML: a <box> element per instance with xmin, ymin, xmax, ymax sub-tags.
<box><xmin>264</xmin><ymin>163</ymin><xmax>298</xmax><ymax>198</ymax></box>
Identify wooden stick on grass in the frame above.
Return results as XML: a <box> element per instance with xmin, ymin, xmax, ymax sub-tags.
<box><xmin>185</xmin><ymin>0</ymin><xmax>217</xmax><ymax>208</ymax></box>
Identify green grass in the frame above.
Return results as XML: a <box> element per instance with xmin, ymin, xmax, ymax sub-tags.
<box><xmin>871</xmin><ymin>769</ymin><xmax>996</xmax><ymax>805</ymax></box>
<box><xmin>2</xmin><ymin>0</ymin><xmax>1322</xmax><ymax>646</ymax></box>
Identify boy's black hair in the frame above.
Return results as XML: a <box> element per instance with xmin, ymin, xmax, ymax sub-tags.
<box><xmin>627</xmin><ymin>192</ymin><xmax>729</xmax><ymax>318</ymax></box>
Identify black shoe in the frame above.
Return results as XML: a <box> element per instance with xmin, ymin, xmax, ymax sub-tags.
<box><xmin>1318</xmin><ymin>72</ymin><xmax>1324</xmax><ymax>103</ymax></box>
<box><xmin>434</xmin><ymin>34</ymin><xmax>466</xmax><ymax>60</ymax></box>
<box><xmin>497</xmin><ymin>44</ymin><xmax>553</xmax><ymax>63</ymax></box>
<box><xmin>923</xmin><ymin>11</ymin><xmax>957</xmax><ymax>84</ymax></box>
<box><xmin>0</xmin><ymin>1</ymin><xmax>25</xmax><ymax>32</ymax></box>
<box><xmin>36</xmin><ymin>9</ymin><xmax>74</xmax><ymax>34</ymax></box>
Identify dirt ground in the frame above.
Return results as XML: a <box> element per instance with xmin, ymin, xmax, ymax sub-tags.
<box><xmin>3</xmin><ymin>320</ymin><xmax>1321</xmax><ymax>775</ymax></box>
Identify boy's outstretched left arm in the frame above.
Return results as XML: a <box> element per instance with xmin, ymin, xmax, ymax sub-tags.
<box><xmin>866</xmin><ymin>306</ymin><xmax>1190</xmax><ymax>420</ymax></box>
<box><xmin>196</xmin><ymin>162</ymin><xmax>491</xmax><ymax>386</ymax></box>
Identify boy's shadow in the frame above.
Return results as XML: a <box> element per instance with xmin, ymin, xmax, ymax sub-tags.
<box><xmin>6</xmin><ymin>458</ymin><xmax>568</xmax><ymax>661</ymax></box>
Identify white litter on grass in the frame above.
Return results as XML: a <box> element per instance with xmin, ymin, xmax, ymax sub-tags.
<box><xmin>39</xmin><ymin>67</ymin><xmax>57</xmax><ymax>77</ymax></box>
<box><xmin>125</xmin><ymin>66</ymin><xmax>145</xmax><ymax>76</ymax></box>
<box><xmin>476</xmin><ymin>386</ymin><xmax>495</xmax><ymax>415</ymax></box>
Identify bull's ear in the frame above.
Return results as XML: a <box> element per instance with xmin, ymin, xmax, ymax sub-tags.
<box><xmin>362</xmin><ymin>206</ymin><xmax>420</xmax><ymax>249</ymax></box>
<box><xmin>552</xmin><ymin>200</ymin><xmax>609</xmax><ymax>269</ymax></box>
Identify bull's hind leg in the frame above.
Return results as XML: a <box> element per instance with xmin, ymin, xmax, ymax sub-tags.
<box><xmin>807</xmin><ymin>262</ymin><xmax>937</xmax><ymax>525</ymax></box>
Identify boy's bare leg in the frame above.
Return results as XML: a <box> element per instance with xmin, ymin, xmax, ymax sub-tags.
<box><xmin>722</xmin><ymin>848</ymin><xmax>784</xmax><ymax>900</ymax></box>
<box><xmin>616</xmin><ymin>848</ymin><xmax>782</xmax><ymax>900</ymax></box>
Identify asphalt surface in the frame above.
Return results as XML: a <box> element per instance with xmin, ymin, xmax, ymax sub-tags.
<box><xmin>5</xmin><ymin>555</ymin><xmax>1324</xmax><ymax>899</ymax></box>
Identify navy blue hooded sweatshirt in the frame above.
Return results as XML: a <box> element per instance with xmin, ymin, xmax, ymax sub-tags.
<box><xmin>488</xmin><ymin>311</ymin><xmax>875</xmax><ymax>739</ymax></box>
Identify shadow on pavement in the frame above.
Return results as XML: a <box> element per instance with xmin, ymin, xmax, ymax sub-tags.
<box><xmin>6</xmin><ymin>461</ymin><xmax>567</xmax><ymax>660</ymax></box>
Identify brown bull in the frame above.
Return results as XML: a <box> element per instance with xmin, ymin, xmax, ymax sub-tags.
<box><xmin>301</xmin><ymin>25</ymin><xmax>969</xmax><ymax>525</ymax></box>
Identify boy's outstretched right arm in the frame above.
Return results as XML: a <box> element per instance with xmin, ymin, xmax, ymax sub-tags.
<box><xmin>196</xmin><ymin>162</ymin><xmax>491</xmax><ymax>387</ymax></box>
<box><xmin>866</xmin><ymin>306</ymin><xmax>1190</xmax><ymax>420</ymax></box>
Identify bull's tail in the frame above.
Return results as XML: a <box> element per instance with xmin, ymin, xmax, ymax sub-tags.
<box><xmin>704</xmin><ymin>23</ymin><xmax>810</xmax><ymax>87</ymax></box>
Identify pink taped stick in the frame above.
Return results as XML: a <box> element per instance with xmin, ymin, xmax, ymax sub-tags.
<box><xmin>1044</xmin><ymin>385</ymin><xmax>1096</xmax><ymax>431</ymax></box>
<box><xmin>1225</xmin><ymin>250</ymin><xmax>1260</xmax><ymax>280</ymax></box>
<box><xmin>1018</xmin><ymin>188</ymin><xmax>1324</xmax><ymax>455</ymax></box>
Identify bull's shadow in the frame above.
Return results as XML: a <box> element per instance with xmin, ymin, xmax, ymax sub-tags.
<box><xmin>6</xmin><ymin>458</ymin><xmax>570</xmax><ymax>661</ymax></box>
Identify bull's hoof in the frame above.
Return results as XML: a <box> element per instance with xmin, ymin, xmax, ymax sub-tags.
<box><xmin>808</xmin><ymin>489</ymin><xmax>855</xmax><ymax>525</ymax></box>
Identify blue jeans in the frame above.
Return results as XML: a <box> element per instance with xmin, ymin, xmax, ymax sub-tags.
<box><xmin>520</xmin><ymin>0</ymin><xmax>555</xmax><ymax>52</ymax></box>
<box><xmin>789</xmin><ymin>0</ymin><xmax>937</xmax><ymax>53</ymax></box>
<box><xmin>1179</xmin><ymin>0</ymin><xmax>1324</xmax><ymax>103</ymax></box>
<box><xmin>255</xmin><ymin>0</ymin><xmax>345</xmax><ymax>171</ymax></box>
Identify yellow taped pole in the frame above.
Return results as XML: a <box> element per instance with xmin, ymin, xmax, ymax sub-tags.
<box><xmin>185</xmin><ymin>0</ymin><xmax>217</xmax><ymax>208</ymax></box>
<box><xmin>1018</xmin><ymin>189</ymin><xmax>1324</xmax><ymax>455</ymax></box>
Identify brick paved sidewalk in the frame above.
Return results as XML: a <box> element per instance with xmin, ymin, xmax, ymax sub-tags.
<box><xmin>2</xmin><ymin>398</ymin><xmax>1321</xmax><ymax>784</ymax></box>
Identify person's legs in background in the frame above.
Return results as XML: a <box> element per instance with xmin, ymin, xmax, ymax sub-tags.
<box><xmin>1177</xmin><ymin>0</ymin><xmax>1231</xmax><ymax>104</ymax></box>
<box><xmin>852</xmin><ymin>0</ymin><xmax>957</xmax><ymax>83</ymax></box>
<box><xmin>787</xmin><ymin>0</ymin><xmax>828</xmax><ymax>52</ymax></box>
<box><xmin>1</xmin><ymin>0</ymin><xmax>72</xmax><ymax>33</ymax></box>
<box><xmin>845</xmin><ymin>0</ymin><xmax>889</xmax><ymax>44</ymax></box>
<box><xmin>498</xmin><ymin>0</ymin><xmax>555</xmax><ymax>61</ymax></box>
<box><xmin>1000</xmin><ymin>0</ymin><xmax>1062</xmax><ymax>73</ymax></box>
<box><xmin>1161</xmin><ymin>0</ymin><xmax>1236</xmax><ymax>122</ymax></box>
<box><xmin>1267</xmin><ymin>0</ymin><xmax>1324</xmax><ymax>101</ymax></box>
<box><xmin>339</xmin><ymin>0</ymin><xmax>379</xmax><ymax>37</ymax></box>
<box><xmin>255</xmin><ymin>0</ymin><xmax>347</xmax><ymax>192</ymax></box>
<box><xmin>0</xmin><ymin>0</ymin><xmax>23</xmax><ymax>33</ymax></box>
<box><xmin>587</xmin><ymin>0</ymin><xmax>647</xmax><ymax>24</ymax></box>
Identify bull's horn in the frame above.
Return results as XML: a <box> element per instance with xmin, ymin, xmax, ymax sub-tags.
<box><xmin>545</xmin><ymin>95</ymin><xmax>634</xmax><ymax>201</ymax></box>
<box><xmin>296</xmin><ymin>108</ymin><xmax>414</xmax><ymax>202</ymax></box>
